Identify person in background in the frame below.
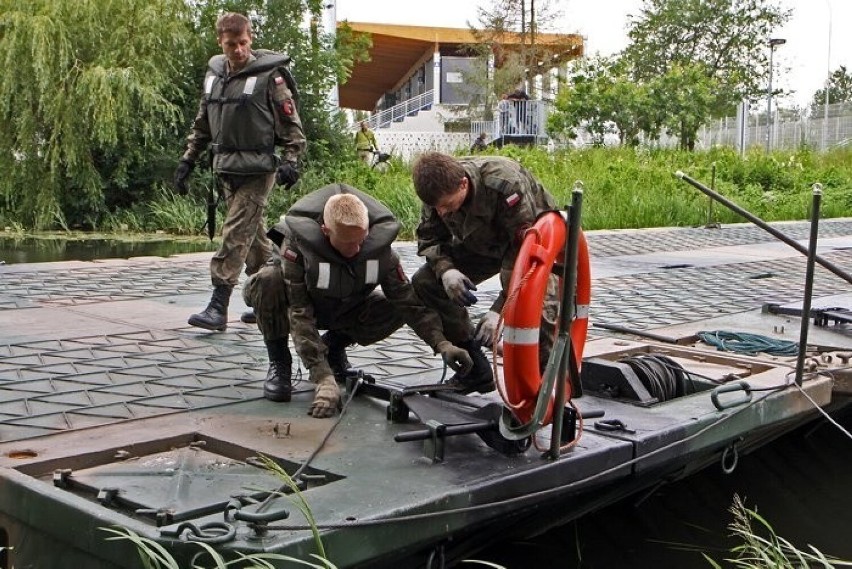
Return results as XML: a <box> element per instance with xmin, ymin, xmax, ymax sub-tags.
<box><xmin>243</xmin><ymin>184</ymin><xmax>473</xmax><ymax>418</ymax></box>
<box><xmin>354</xmin><ymin>121</ymin><xmax>379</xmax><ymax>164</ymax></box>
<box><xmin>470</xmin><ymin>132</ymin><xmax>488</xmax><ymax>153</ymax></box>
<box><xmin>174</xmin><ymin>12</ymin><xmax>306</xmax><ymax>332</ymax></box>
<box><xmin>410</xmin><ymin>152</ymin><xmax>560</xmax><ymax>394</ymax></box>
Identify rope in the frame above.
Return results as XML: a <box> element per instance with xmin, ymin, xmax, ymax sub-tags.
<box><xmin>698</xmin><ymin>330</ymin><xmax>798</xmax><ymax>357</ymax></box>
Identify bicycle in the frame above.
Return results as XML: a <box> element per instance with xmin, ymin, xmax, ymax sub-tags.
<box><xmin>369</xmin><ymin>149</ymin><xmax>392</xmax><ymax>172</ymax></box>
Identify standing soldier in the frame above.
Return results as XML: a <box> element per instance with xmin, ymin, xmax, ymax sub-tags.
<box><xmin>411</xmin><ymin>152</ymin><xmax>560</xmax><ymax>394</ymax></box>
<box><xmin>174</xmin><ymin>12</ymin><xmax>306</xmax><ymax>331</ymax></box>
<box><xmin>243</xmin><ymin>184</ymin><xmax>472</xmax><ymax>418</ymax></box>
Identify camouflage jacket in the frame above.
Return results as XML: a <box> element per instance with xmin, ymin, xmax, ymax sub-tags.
<box><xmin>275</xmin><ymin>184</ymin><xmax>448</xmax><ymax>377</ymax></box>
<box><xmin>416</xmin><ymin>156</ymin><xmax>556</xmax><ymax>313</ymax></box>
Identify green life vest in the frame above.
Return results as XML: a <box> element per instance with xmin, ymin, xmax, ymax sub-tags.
<box><xmin>204</xmin><ymin>50</ymin><xmax>294</xmax><ymax>174</ymax></box>
<box><xmin>273</xmin><ymin>184</ymin><xmax>400</xmax><ymax>311</ymax></box>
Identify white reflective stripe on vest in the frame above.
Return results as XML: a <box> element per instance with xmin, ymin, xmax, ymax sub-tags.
<box><xmin>576</xmin><ymin>304</ymin><xmax>590</xmax><ymax>318</ymax></box>
<box><xmin>503</xmin><ymin>325</ymin><xmax>539</xmax><ymax>345</ymax></box>
<box><xmin>243</xmin><ymin>76</ymin><xmax>257</xmax><ymax>95</ymax></box>
<box><xmin>204</xmin><ymin>74</ymin><xmax>216</xmax><ymax>94</ymax></box>
<box><xmin>317</xmin><ymin>262</ymin><xmax>330</xmax><ymax>289</ymax></box>
<box><xmin>365</xmin><ymin>259</ymin><xmax>379</xmax><ymax>284</ymax></box>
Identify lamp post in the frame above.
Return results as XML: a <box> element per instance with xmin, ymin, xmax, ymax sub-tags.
<box><xmin>765</xmin><ymin>37</ymin><xmax>786</xmax><ymax>153</ymax></box>
<box><xmin>822</xmin><ymin>0</ymin><xmax>833</xmax><ymax>151</ymax></box>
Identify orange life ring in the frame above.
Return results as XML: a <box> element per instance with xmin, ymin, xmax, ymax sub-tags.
<box><xmin>501</xmin><ymin>211</ymin><xmax>590</xmax><ymax>426</ymax></box>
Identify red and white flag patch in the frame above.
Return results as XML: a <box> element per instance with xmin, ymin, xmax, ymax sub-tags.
<box><xmin>274</xmin><ymin>76</ymin><xmax>284</xmax><ymax>85</ymax></box>
<box><xmin>282</xmin><ymin>248</ymin><xmax>298</xmax><ymax>262</ymax></box>
<box><xmin>505</xmin><ymin>192</ymin><xmax>521</xmax><ymax>207</ymax></box>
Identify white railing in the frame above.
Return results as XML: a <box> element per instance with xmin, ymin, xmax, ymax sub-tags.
<box><xmin>470</xmin><ymin>99</ymin><xmax>551</xmax><ymax>143</ymax></box>
<box><xmin>359</xmin><ymin>90</ymin><xmax>435</xmax><ymax>131</ymax></box>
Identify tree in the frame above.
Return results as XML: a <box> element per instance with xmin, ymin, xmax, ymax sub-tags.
<box><xmin>624</xmin><ymin>0</ymin><xmax>790</xmax><ymax>113</ymax></box>
<box><xmin>548</xmin><ymin>56</ymin><xmax>649</xmax><ymax>147</ymax></box>
<box><xmin>647</xmin><ymin>63</ymin><xmax>719</xmax><ymax>151</ymax></box>
<box><xmin>0</xmin><ymin>0</ymin><xmax>194</xmax><ymax>229</ymax></box>
<box><xmin>809</xmin><ymin>65</ymin><xmax>852</xmax><ymax>118</ymax></box>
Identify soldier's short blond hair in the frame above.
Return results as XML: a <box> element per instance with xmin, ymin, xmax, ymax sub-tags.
<box><xmin>324</xmin><ymin>194</ymin><xmax>369</xmax><ymax>230</ymax></box>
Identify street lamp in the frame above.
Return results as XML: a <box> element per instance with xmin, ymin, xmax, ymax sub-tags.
<box><xmin>765</xmin><ymin>37</ymin><xmax>786</xmax><ymax>153</ymax></box>
<box><xmin>822</xmin><ymin>0</ymin><xmax>833</xmax><ymax>151</ymax></box>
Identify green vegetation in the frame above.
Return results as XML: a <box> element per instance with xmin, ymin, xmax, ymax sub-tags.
<box><xmin>705</xmin><ymin>495</ymin><xmax>852</xmax><ymax>568</ymax></box>
<box><xmin>5</xmin><ymin>146</ymin><xmax>850</xmax><ymax>240</ymax></box>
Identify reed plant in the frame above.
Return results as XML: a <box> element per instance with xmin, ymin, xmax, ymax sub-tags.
<box><xmin>704</xmin><ymin>495</ymin><xmax>852</xmax><ymax>569</ymax></box>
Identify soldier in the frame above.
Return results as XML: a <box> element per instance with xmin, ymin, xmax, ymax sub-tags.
<box><xmin>411</xmin><ymin>152</ymin><xmax>560</xmax><ymax>394</ymax></box>
<box><xmin>243</xmin><ymin>184</ymin><xmax>473</xmax><ymax>418</ymax></box>
<box><xmin>174</xmin><ymin>12</ymin><xmax>306</xmax><ymax>331</ymax></box>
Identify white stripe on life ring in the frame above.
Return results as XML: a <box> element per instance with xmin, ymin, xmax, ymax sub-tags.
<box><xmin>503</xmin><ymin>325</ymin><xmax>540</xmax><ymax>345</ymax></box>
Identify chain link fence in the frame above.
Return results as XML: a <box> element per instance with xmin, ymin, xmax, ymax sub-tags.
<box><xmin>658</xmin><ymin>101</ymin><xmax>852</xmax><ymax>152</ymax></box>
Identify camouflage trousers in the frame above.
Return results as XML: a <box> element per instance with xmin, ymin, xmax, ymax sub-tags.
<box><xmin>243</xmin><ymin>264</ymin><xmax>405</xmax><ymax>379</ymax></box>
<box><xmin>210</xmin><ymin>173</ymin><xmax>275</xmax><ymax>287</ymax></box>
<box><xmin>411</xmin><ymin>256</ymin><xmax>560</xmax><ymax>371</ymax></box>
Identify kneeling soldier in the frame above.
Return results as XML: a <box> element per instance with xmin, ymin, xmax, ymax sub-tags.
<box><xmin>243</xmin><ymin>184</ymin><xmax>473</xmax><ymax>418</ymax></box>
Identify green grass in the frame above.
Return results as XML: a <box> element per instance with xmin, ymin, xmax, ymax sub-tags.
<box><xmin>5</xmin><ymin>146</ymin><xmax>850</xmax><ymax>239</ymax></box>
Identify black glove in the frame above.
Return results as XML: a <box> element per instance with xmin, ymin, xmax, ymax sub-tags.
<box><xmin>276</xmin><ymin>161</ymin><xmax>300</xmax><ymax>189</ymax></box>
<box><xmin>173</xmin><ymin>159</ymin><xmax>194</xmax><ymax>194</ymax></box>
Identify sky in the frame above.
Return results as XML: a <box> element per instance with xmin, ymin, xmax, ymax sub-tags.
<box><xmin>334</xmin><ymin>0</ymin><xmax>851</xmax><ymax>109</ymax></box>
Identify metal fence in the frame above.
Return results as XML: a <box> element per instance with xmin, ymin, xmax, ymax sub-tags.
<box><xmin>657</xmin><ymin>101</ymin><xmax>852</xmax><ymax>152</ymax></box>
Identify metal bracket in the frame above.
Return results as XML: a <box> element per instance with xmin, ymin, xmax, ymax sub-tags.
<box><xmin>423</xmin><ymin>420</ymin><xmax>446</xmax><ymax>463</ymax></box>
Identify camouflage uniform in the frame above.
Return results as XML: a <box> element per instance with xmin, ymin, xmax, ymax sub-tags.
<box><xmin>244</xmin><ymin>184</ymin><xmax>448</xmax><ymax>382</ymax></box>
<box><xmin>412</xmin><ymin>156</ymin><xmax>560</xmax><ymax>370</ymax></box>
<box><xmin>181</xmin><ymin>50</ymin><xmax>306</xmax><ymax>287</ymax></box>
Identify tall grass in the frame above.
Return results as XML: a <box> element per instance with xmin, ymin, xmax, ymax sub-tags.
<box><xmin>279</xmin><ymin>146</ymin><xmax>852</xmax><ymax>238</ymax></box>
<box><xmin>704</xmin><ymin>495</ymin><xmax>852</xmax><ymax>569</ymax></box>
<box><xmin>19</xmin><ymin>146</ymin><xmax>849</xmax><ymax>239</ymax></box>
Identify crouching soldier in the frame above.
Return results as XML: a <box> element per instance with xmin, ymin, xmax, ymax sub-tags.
<box><xmin>243</xmin><ymin>183</ymin><xmax>473</xmax><ymax>418</ymax></box>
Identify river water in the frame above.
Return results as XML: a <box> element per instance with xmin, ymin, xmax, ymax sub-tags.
<box><xmin>478</xmin><ymin>408</ymin><xmax>852</xmax><ymax>567</ymax></box>
<box><xmin>3</xmin><ymin>237</ymin><xmax>850</xmax><ymax>567</ymax></box>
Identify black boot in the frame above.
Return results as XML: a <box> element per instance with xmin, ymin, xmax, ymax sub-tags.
<box><xmin>188</xmin><ymin>285</ymin><xmax>232</xmax><ymax>331</ymax></box>
<box><xmin>263</xmin><ymin>339</ymin><xmax>293</xmax><ymax>402</ymax></box>
<box><xmin>321</xmin><ymin>330</ymin><xmax>354</xmax><ymax>381</ymax></box>
<box><xmin>240</xmin><ymin>309</ymin><xmax>256</xmax><ymax>324</ymax></box>
<box><xmin>447</xmin><ymin>339</ymin><xmax>495</xmax><ymax>394</ymax></box>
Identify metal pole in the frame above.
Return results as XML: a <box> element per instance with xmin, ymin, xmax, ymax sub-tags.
<box><xmin>675</xmin><ymin>171</ymin><xmax>852</xmax><ymax>286</ymax></box>
<box><xmin>766</xmin><ymin>44</ymin><xmax>774</xmax><ymax>153</ymax></box>
<box><xmin>794</xmin><ymin>184</ymin><xmax>822</xmax><ymax>386</ymax></box>
<box><xmin>822</xmin><ymin>0</ymin><xmax>833</xmax><ymax>151</ymax></box>
<box><xmin>548</xmin><ymin>185</ymin><xmax>583</xmax><ymax>460</ymax></box>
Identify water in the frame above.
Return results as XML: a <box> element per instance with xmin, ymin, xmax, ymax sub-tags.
<box><xmin>477</xmin><ymin>408</ymin><xmax>852</xmax><ymax>567</ymax></box>
<box><xmin>0</xmin><ymin>235</ymin><xmax>216</xmax><ymax>265</ymax></box>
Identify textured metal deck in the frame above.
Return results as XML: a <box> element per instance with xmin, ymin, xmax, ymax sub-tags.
<box><xmin>1</xmin><ymin>219</ymin><xmax>850</xmax><ymax>443</ymax></box>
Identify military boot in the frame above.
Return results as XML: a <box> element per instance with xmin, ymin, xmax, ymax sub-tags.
<box><xmin>447</xmin><ymin>339</ymin><xmax>495</xmax><ymax>394</ymax></box>
<box><xmin>321</xmin><ymin>330</ymin><xmax>354</xmax><ymax>381</ymax></box>
<box><xmin>188</xmin><ymin>285</ymin><xmax>232</xmax><ymax>331</ymax></box>
<box><xmin>240</xmin><ymin>309</ymin><xmax>257</xmax><ymax>324</ymax></box>
<box><xmin>263</xmin><ymin>339</ymin><xmax>293</xmax><ymax>402</ymax></box>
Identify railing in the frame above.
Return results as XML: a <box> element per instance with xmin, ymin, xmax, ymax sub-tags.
<box><xmin>471</xmin><ymin>99</ymin><xmax>551</xmax><ymax>144</ymax></box>
<box><xmin>358</xmin><ymin>90</ymin><xmax>434</xmax><ymax>131</ymax></box>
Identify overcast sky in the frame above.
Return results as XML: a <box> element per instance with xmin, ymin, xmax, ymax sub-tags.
<box><xmin>334</xmin><ymin>0</ymin><xmax>850</xmax><ymax>109</ymax></box>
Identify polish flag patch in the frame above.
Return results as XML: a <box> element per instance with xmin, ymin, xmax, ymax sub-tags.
<box><xmin>505</xmin><ymin>193</ymin><xmax>521</xmax><ymax>207</ymax></box>
<box><xmin>282</xmin><ymin>248</ymin><xmax>298</xmax><ymax>262</ymax></box>
<box><xmin>274</xmin><ymin>76</ymin><xmax>284</xmax><ymax>85</ymax></box>
<box><xmin>396</xmin><ymin>264</ymin><xmax>409</xmax><ymax>282</ymax></box>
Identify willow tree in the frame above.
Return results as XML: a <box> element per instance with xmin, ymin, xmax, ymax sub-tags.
<box><xmin>0</xmin><ymin>0</ymin><xmax>194</xmax><ymax>229</ymax></box>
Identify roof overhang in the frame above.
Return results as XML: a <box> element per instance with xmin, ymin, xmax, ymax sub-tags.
<box><xmin>338</xmin><ymin>22</ymin><xmax>583</xmax><ymax>111</ymax></box>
